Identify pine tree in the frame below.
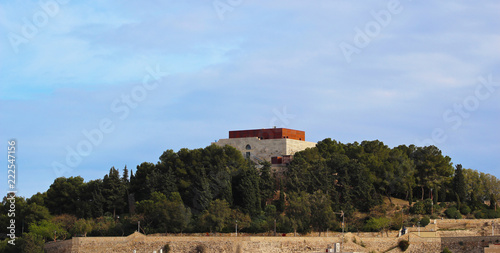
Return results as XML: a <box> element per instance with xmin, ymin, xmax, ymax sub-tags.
<box><xmin>259</xmin><ymin>162</ymin><xmax>275</xmax><ymax>208</ymax></box>
<box><xmin>102</xmin><ymin>167</ymin><xmax>126</xmax><ymax>217</ymax></box>
<box><xmin>122</xmin><ymin>166</ymin><xmax>129</xmax><ymax>183</ymax></box>
<box><xmin>453</xmin><ymin>164</ymin><xmax>466</xmax><ymax>204</ymax></box>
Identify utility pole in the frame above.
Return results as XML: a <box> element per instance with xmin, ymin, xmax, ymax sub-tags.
<box><xmin>138</xmin><ymin>221</ymin><xmax>140</xmax><ymax>232</ymax></box>
<box><xmin>235</xmin><ymin>220</ymin><xmax>238</xmax><ymax>237</ymax></box>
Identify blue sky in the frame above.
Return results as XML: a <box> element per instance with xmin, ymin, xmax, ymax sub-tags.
<box><xmin>1</xmin><ymin>0</ymin><xmax>499</xmax><ymax>198</ymax></box>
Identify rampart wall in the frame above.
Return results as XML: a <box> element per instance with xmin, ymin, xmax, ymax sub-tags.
<box><xmin>45</xmin><ymin>219</ymin><xmax>500</xmax><ymax>253</ymax></box>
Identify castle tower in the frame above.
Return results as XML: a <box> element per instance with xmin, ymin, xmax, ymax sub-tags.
<box><xmin>213</xmin><ymin>127</ymin><xmax>316</xmax><ymax>168</ymax></box>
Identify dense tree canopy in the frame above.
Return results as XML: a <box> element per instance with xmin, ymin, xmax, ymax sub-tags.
<box><xmin>2</xmin><ymin>139</ymin><xmax>500</xmax><ymax>251</ymax></box>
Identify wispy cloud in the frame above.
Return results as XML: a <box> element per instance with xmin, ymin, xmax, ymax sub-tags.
<box><xmin>1</xmin><ymin>0</ymin><xmax>498</xmax><ymax>197</ymax></box>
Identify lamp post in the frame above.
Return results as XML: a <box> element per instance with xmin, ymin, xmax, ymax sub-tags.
<box><xmin>492</xmin><ymin>221</ymin><xmax>495</xmax><ymax>236</ymax></box>
<box><xmin>334</xmin><ymin>211</ymin><xmax>345</xmax><ymax>253</ymax></box>
<box><xmin>418</xmin><ymin>222</ymin><xmax>420</xmax><ymax>236</ymax></box>
<box><xmin>235</xmin><ymin>220</ymin><xmax>238</xmax><ymax>237</ymax></box>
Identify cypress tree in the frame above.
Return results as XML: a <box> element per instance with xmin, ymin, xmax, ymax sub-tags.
<box><xmin>453</xmin><ymin>164</ymin><xmax>466</xmax><ymax>204</ymax></box>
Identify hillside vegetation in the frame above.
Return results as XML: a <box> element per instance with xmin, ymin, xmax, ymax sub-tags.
<box><xmin>1</xmin><ymin>139</ymin><xmax>499</xmax><ymax>252</ymax></box>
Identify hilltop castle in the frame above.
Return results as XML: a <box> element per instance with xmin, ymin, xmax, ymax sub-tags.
<box><xmin>214</xmin><ymin>127</ymin><xmax>316</xmax><ymax>168</ymax></box>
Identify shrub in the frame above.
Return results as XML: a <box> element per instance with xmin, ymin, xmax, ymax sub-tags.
<box><xmin>430</xmin><ymin>214</ymin><xmax>439</xmax><ymax>220</ymax></box>
<box><xmin>398</xmin><ymin>240</ymin><xmax>410</xmax><ymax>251</ymax></box>
<box><xmin>163</xmin><ymin>243</ymin><xmax>171</xmax><ymax>253</ymax></box>
<box><xmin>193</xmin><ymin>244</ymin><xmax>207</xmax><ymax>253</ymax></box>
<box><xmin>420</xmin><ymin>216</ymin><xmax>430</xmax><ymax>227</ymax></box>
<box><xmin>442</xmin><ymin>247</ymin><xmax>452</xmax><ymax>253</ymax></box>
<box><xmin>22</xmin><ymin>233</ymin><xmax>46</xmax><ymax>253</ymax></box>
<box><xmin>363</xmin><ymin>217</ymin><xmax>391</xmax><ymax>232</ymax></box>
<box><xmin>424</xmin><ymin>199</ymin><xmax>434</xmax><ymax>214</ymax></box>
<box><xmin>474</xmin><ymin>209</ymin><xmax>500</xmax><ymax>219</ymax></box>
<box><xmin>445</xmin><ymin>207</ymin><xmax>462</xmax><ymax>219</ymax></box>
<box><xmin>435</xmin><ymin>203</ymin><xmax>443</xmax><ymax>213</ymax></box>
<box><xmin>460</xmin><ymin>205</ymin><xmax>471</xmax><ymax>215</ymax></box>
<box><xmin>407</xmin><ymin>217</ymin><xmax>419</xmax><ymax>226</ymax></box>
<box><xmin>411</xmin><ymin>201</ymin><xmax>425</xmax><ymax>215</ymax></box>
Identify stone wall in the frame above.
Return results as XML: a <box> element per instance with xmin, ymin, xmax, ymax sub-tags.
<box><xmin>44</xmin><ymin>232</ymin><xmax>429</xmax><ymax>253</ymax></box>
<box><xmin>45</xmin><ymin>229</ymin><xmax>500</xmax><ymax>253</ymax></box>
<box><xmin>284</xmin><ymin>139</ymin><xmax>316</xmax><ymax>157</ymax></box>
<box><xmin>214</xmin><ymin>137</ymin><xmax>316</xmax><ymax>163</ymax></box>
<box><xmin>441</xmin><ymin>236</ymin><xmax>500</xmax><ymax>253</ymax></box>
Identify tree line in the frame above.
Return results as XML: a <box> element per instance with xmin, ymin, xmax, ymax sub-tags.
<box><xmin>1</xmin><ymin>139</ymin><xmax>500</xmax><ymax>252</ymax></box>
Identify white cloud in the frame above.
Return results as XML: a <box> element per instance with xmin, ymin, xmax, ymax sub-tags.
<box><xmin>0</xmin><ymin>0</ymin><xmax>499</xmax><ymax>197</ymax></box>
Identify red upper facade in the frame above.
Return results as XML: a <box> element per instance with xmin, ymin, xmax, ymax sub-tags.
<box><xmin>229</xmin><ymin>128</ymin><xmax>306</xmax><ymax>141</ymax></box>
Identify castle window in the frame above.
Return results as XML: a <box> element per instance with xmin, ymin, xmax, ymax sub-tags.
<box><xmin>245</xmin><ymin>144</ymin><xmax>251</xmax><ymax>150</ymax></box>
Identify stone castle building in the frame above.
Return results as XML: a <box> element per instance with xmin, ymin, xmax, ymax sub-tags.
<box><xmin>213</xmin><ymin>127</ymin><xmax>316</xmax><ymax>167</ymax></box>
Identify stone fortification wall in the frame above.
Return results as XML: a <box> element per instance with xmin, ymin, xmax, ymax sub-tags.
<box><xmin>441</xmin><ymin>236</ymin><xmax>500</xmax><ymax>253</ymax></box>
<box><xmin>45</xmin><ymin>222</ymin><xmax>500</xmax><ymax>253</ymax></box>
<box><xmin>215</xmin><ymin>137</ymin><xmax>288</xmax><ymax>162</ymax></box>
<box><xmin>214</xmin><ymin>137</ymin><xmax>316</xmax><ymax>163</ymax></box>
<box><xmin>284</xmin><ymin>139</ymin><xmax>316</xmax><ymax>156</ymax></box>
<box><xmin>44</xmin><ymin>232</ymin><xmax>433</xmax><ymax>253</ymax></box>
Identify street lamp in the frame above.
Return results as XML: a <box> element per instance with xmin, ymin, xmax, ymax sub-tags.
<box><xmin>417</xmin><ymin>222</ymin><xmax>420</xmax><ymax>236</ymax></box>
<box><xmin>235</xmin><ymin>220</ymin><xmax>238</xmax><ymax>237</ymax></box>
<box><xmin>492</xmin><ymin>221</ymin><xmax>495</xmax><ymax>236</ymax></box>
<box><xmin>334</xmin><ymin>211</ymin><xmax>345</xmax><ymax>253</ymax></box>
